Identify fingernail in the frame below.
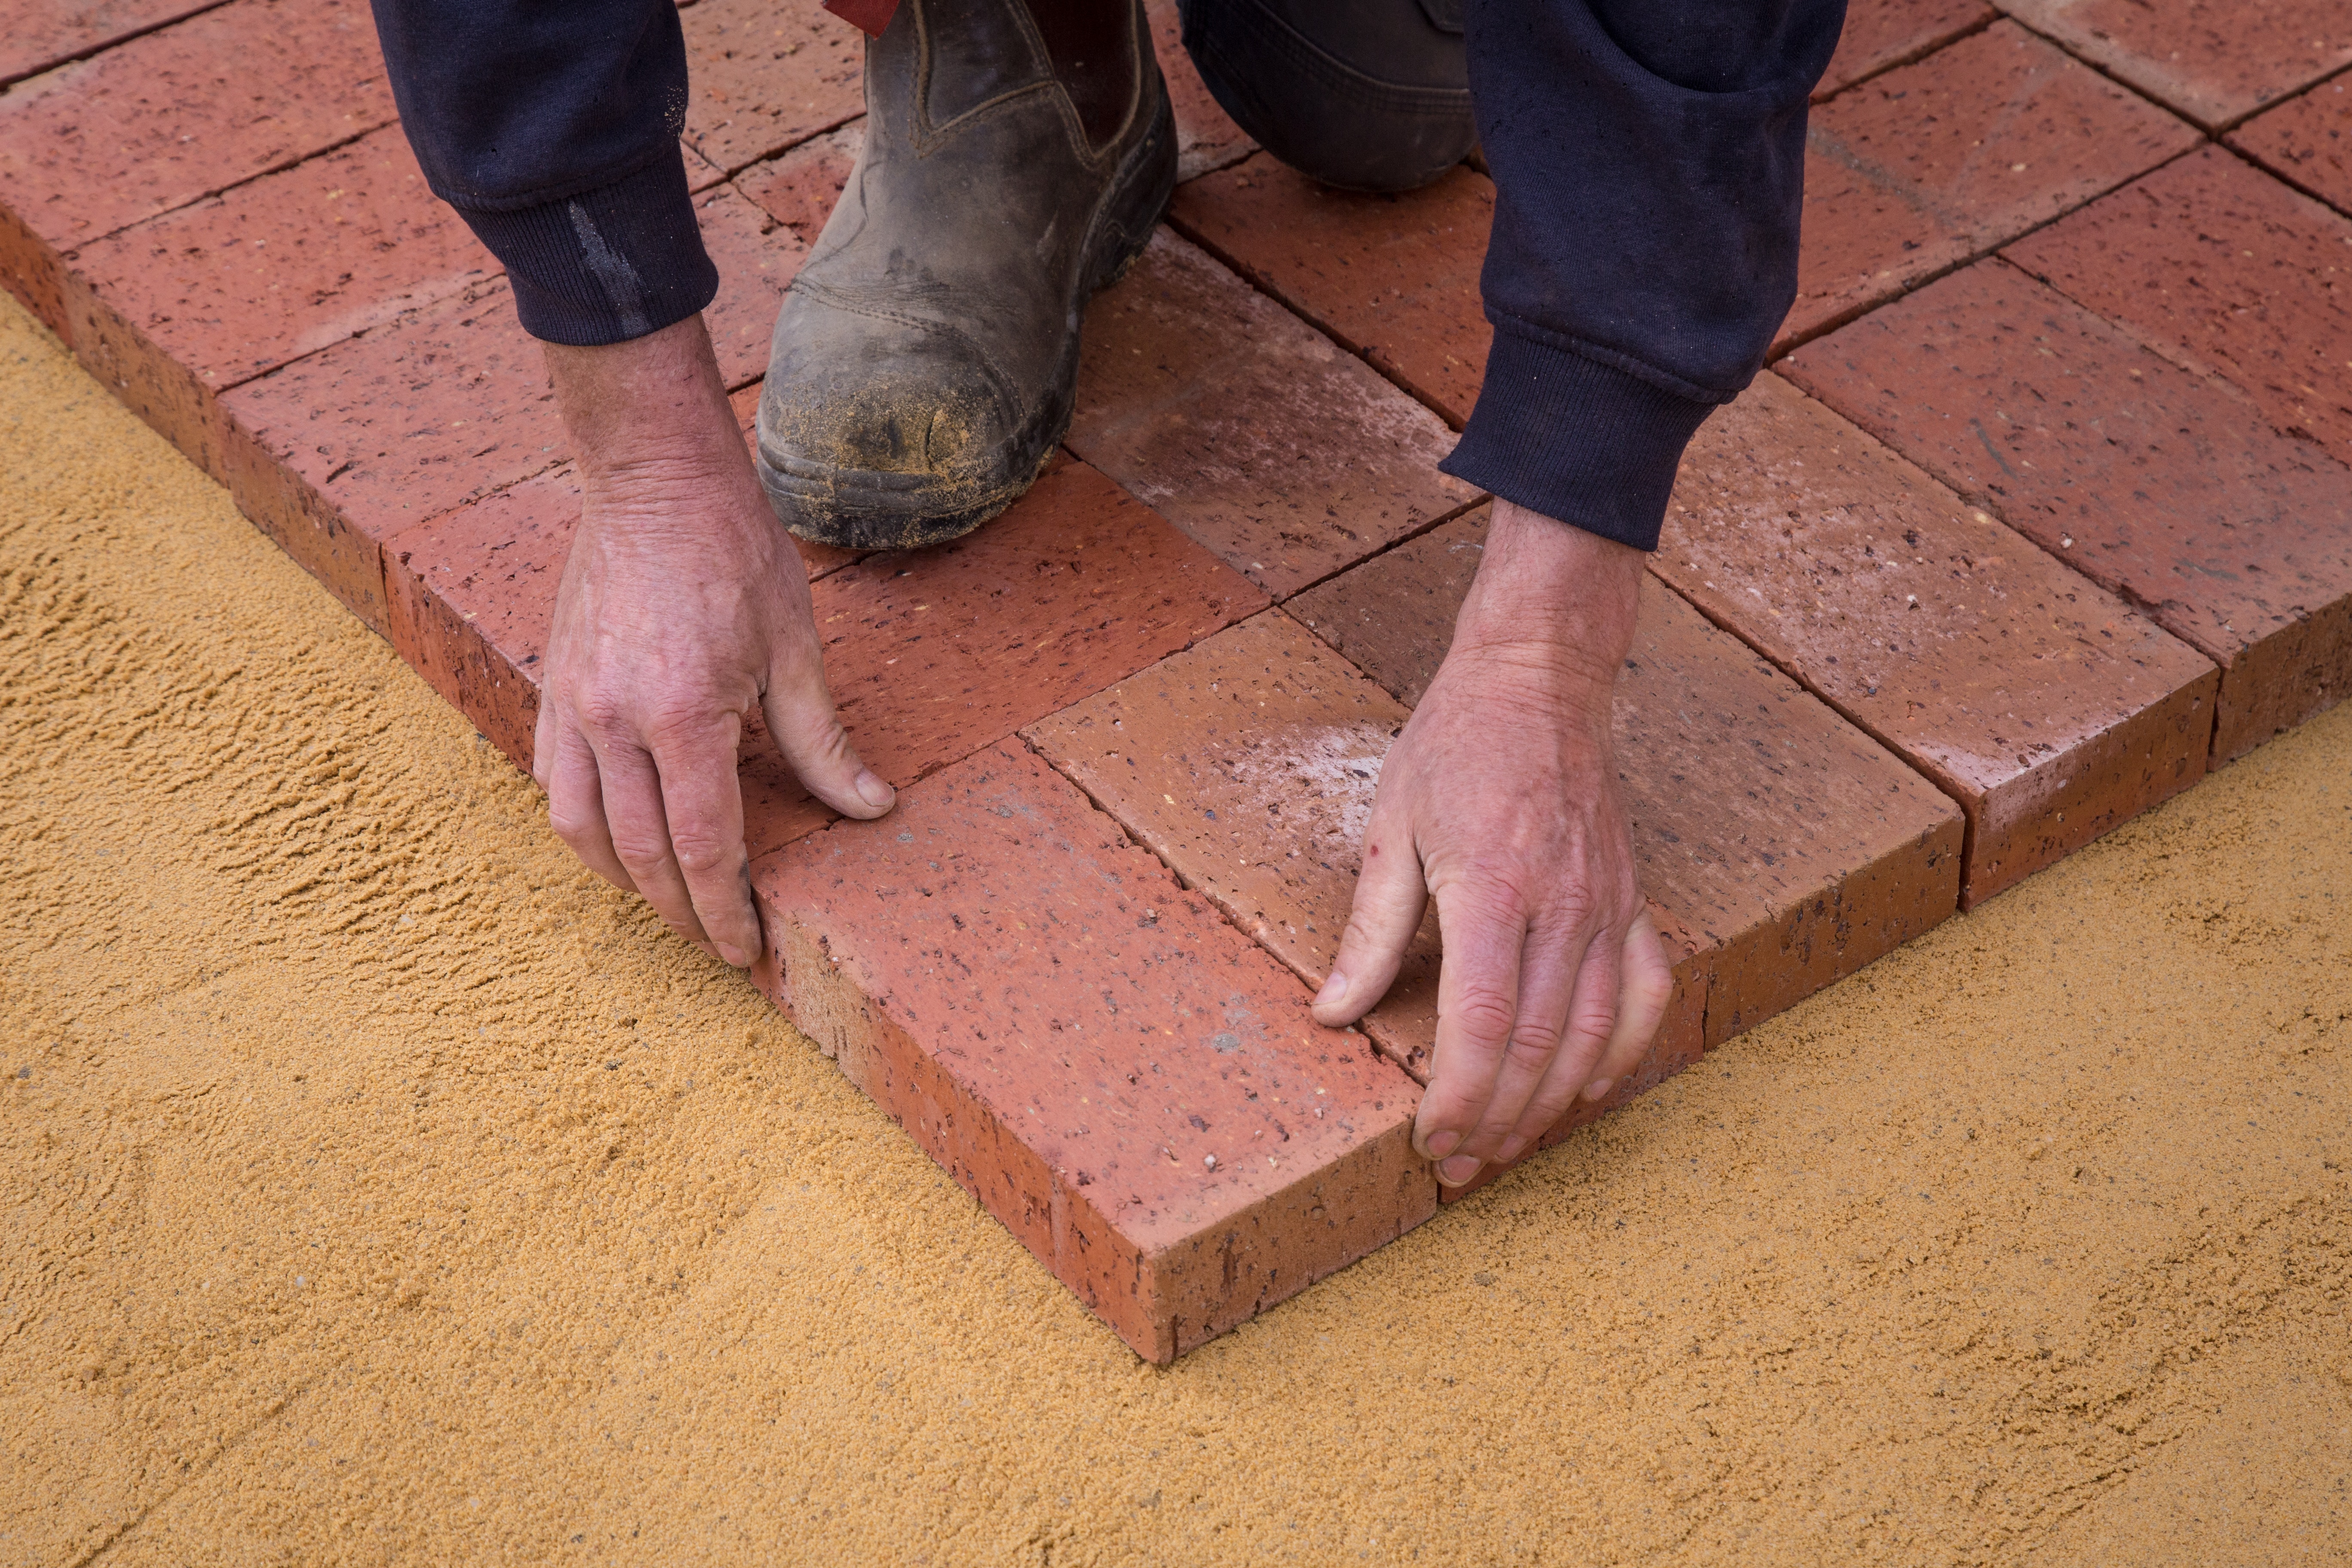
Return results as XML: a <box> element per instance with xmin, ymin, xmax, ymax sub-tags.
<box><xmin>1313</xmin><ymin>970</ymin><xmax>1347</xmax><ymax>1008</ymax></box>
<box><xmin>1436</xmin><ymin>1155</ymin><xmax>1482</xmax><ymax>1187</ymax></box>
<box><xmin>1580</xmin><ymin>1077</ymin><xmax>1615</xmax><ymax>1103</ymax></box>
<box><xmin>854</xmin><ymin>769</ymin><xmax>896</xmax><ymax>810</ymax></box>
<box><xmin>1421</xmin><ymin>1129</ymin><xmax>1461</xmax><ymax>1162</ymax></box>
<box><xmin>1497</xmin><ymin>1136</ymin><xmax>1527</xmax><ymax>1165</ymax></box>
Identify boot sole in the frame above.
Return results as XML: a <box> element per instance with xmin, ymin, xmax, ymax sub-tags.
<box><xmin>758</xmin><ymin>88</ymin><xmax>1179</xmax><ymax>554</ymax></box>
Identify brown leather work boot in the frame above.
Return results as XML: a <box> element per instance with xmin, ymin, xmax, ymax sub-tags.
<box><xmin>755</xmin><ymin>0</ymin><xmax>1176</xmax><ymax>550</ymax></box>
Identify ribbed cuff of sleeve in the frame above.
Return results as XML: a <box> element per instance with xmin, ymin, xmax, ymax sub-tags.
<box><xmin>1439</xmin><ymin>326</ymin><xmax>1720</xmax><ymax>552</ymax></box>
<box><xmin>452</xmin><ymin>147</ymin><xmax>720</xmax><ymax>347</ymax></box>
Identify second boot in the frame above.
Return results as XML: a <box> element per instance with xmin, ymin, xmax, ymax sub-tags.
<box><xmin>756</xmin><ymin>0</ymin><xmax>1176</xmax><ymax>550</ymax></box>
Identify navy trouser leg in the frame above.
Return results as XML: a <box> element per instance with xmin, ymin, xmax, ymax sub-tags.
<box><xmin>1177</xmin><ymin>0</ymin><xmax>1476</xmax><ymax>191</ymax></box>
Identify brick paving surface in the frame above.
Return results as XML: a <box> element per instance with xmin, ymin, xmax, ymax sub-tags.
<box><xmin>1997</xmin><ymin>0</ymin><xmax>2352</xmax><ymax>132</ymax></box>
<box><xmin>11</xmin><ymin>0</ymin><xmax>2347</xmax><ymax>1356</ymax></box>
<box><xmin>2230</xmin><ymin>74</ymin><xmax>2352</xmax><ymax>215</ymax></box>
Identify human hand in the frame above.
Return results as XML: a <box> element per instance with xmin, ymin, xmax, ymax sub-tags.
<box><xmin>1310</xmin><ymin>499</ymin><xmax>1674</xmax><ymax>1186</ymax></box>
<box><xmin>533</xmin><ymin>314</ymin><xmax>895</xmax><ymax>967</ymax></box>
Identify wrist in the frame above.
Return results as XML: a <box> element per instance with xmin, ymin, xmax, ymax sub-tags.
<box><xmin>1449</xmin><ymin>499</ymin><xmax>1645</xmax><ymax>689</ymax></box>
<box><xmin>544</xmin><ymin>314</ymin><xmax>747</xmax><ymax>487</ymax></box>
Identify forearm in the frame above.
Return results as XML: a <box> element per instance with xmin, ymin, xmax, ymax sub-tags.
<box><xmin>1441</xmin><ymin>0</ymin><xmax>1845</xmax><ymax>550</ymax></box>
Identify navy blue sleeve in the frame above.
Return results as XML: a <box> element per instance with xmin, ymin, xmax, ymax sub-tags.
<box><xmin>367</xmin><ymin>0</ymin><xmax>719</xmax><ymax>345</ymax></box>
<box><xmin>1440</xmin><ymin>0</ymin><xmax>1846</xmax><ymax>550</ymax></box>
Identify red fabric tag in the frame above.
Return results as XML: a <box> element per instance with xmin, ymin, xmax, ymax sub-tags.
<box><xmin>823</xmin><ymin>0</ymin><xmax>900</xmax><ymax>39</ymax></box>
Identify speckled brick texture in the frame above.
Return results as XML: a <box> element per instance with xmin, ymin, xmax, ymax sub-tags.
<box><xmin>1069</xmin><ymin>230</ymin><xmax>1479</xmax><ymax>597</ymax></box>
<box><xmin>1788</xmin><ymin>21</ymin><xmax>2197</xmax><ymax>350</ymax></box>
<box><xmin>1660</xmin><ymin>372</ymin><xmax>2220</xmax><ymax>905</ymax></box>
<box><xmin>1780</xmin><ymin>262</ymin><xmax>2352</xmax><ymax>762</ymax></box>
<box><xmin>2230</xmin><ymin>76</ymin><xmax>2352</xmax><ymax>216</ymax></box>
<box><xmin>0</xmin><ymin>0</ymin><xmax>227</xmax><ymax>86</ymax></box>
<box><xmin>2003</xmin><ymin>148</ymin><xmax>2352</xmax><ymax>464</ymax></box>
<box><xmin>680</xmin><ymin>0</ymin><xmax>867</xmax><ymax>175</ymax></box>
<box><xmin>1171</xmin><ymin>159</ymin><xmax>1492</xmax><ymax>423</ymax></box>
<box><xmin>748</xmin><ymin>741</ymin><xmax>1435</xmax><ymax>1364</ymax></box>
<box><xmin>1181</xmin><ymin>543</ymin><xmax>1964</xmax><ymax>1052</ymax></box>
<box><xmin>0</xmin><ymin>0</ymin><xmax>395</xmax><ymax>337</ymax></box>
<box><xmin>1815</xmin><ymin>0</ymin><xmax>1992</xmax><ymax>100</ymax></box>
<box><xmin>59</xmin><ymin>124</ymin><xmax>493</xmax><ymax>476</ymax></box>
<box><xmin>1998</xmin><ymin>0</ymin><xmax>2352</xmax><ymax>132</ymax></box>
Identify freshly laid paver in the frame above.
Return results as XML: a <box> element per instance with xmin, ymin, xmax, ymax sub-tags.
<box><xmin>748</xmin><ymin>740</ymin><xmax>1435</xmax><ymax>1364</ymax></box>
<box><xmin>680</xmin><ymin>0</ymin><xmax>867</xmax><ymax>175</ymax></box>
<box><xmin>2230</xmin><ymin>74</ymin><xmax>2352</xmax><ymax>216</ymax></box>
<box><xmin>1788</xmin><ymin>20</ymin><xmax>2197</xmax><ymax>350</ymax></box>
<box><xmin>1780</xmin><ymin>261</ymin><xmax>2352</xmax><ymax>762</ymax></box>
<box><xmin>2004</xmin><ymin>147</ymin><xmax>2352</xmax><ymax>462</ymax></box>
<box><xmin>1815</xmin><ymin>0</ymin><xmax>1993</xmax><ymax>100</ymax></box>
<box><xmin>1288</xmin><ymin>517</ymin><xmax>1965</xmax><ymax>1047</ymax></box>
<box><xmin>1659</xmin><ymin>372</ymin><xmax>2220</xmax><ymax>904</ymax></box>
<box><xmin>1170</xmin><ymin>158</ymin><xmax>1492</xmax><ymax>424</ymax></box>
<box><xmin>220</xmin><ymin>282</ymin><xmax>561</xmax><ymax>632</ymax></box>
<box><xmin>737</xmin><ymin>121</ymin><xmax>865</xmax><ymax>246</ymax></box>
<box><xmin>1998</xmin><ymin>0</ymin><xmax>2352</xmax><ymax>132</ymax></box>
<box><xmin>1023</xmin><ymin>607</ymin><xmax>1708</xmax><ymax>1096</ymax></box>
<box><xmin>60</xmin><ymin>123</ymin><xmax>494</xmax><ymax>473</ymax></box>
<box><xmin>1068</xmin><ymin>230</ymin><xmax>1479</xmax><ymax>598</ymax></box>
<box><xmin>388</xmin><ymin>459</ymin><xmax>1267</xmax><ymax>856</ymax></box>
<box><xmin>1</xmin><ymin>0</ymin><xmax>226</xmax><ymax>87</ymax></box>
<box><xmin>0</xmin><ymin>0</ymin><xmax>395</xmax><ymax>336</ymax></box>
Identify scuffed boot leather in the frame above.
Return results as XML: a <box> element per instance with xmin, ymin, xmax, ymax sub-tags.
<box><xmin>756</xmin><ymin>0</ymin><xmax>1176</xmax><ymax>549</ymax></box>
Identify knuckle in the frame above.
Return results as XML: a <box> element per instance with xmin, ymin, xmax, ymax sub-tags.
<box><xmin>667</xmin><ymin>829</ymin><xmax>736</xmax><ymax>878</ymax></box>
<box><xmin>1452</xmin><ymin>992</ymin><xmax>1519</xmax><ymax>1047</ymax></box>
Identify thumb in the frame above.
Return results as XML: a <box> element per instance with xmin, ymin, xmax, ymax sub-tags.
<box><xmin>762</xmin><ymin>657</ymin><xmax>896</xmax><ymax>821</ymax></box>
<box><xmin>1312</xmin><ymin>809</ymin><xmax>1427</xmax><ymax>1027</ymax></box>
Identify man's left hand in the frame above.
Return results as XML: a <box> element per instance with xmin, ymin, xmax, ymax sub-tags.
<box><xmin>1310</xmin><ymin>499</ymin><xmax>1674</xmax><ymax>1187</ymax></box>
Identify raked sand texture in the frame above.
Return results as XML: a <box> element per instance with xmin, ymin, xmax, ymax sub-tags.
<box><xmin>4</xmin><ymin>291</ymin><xmax>2350</xmax><ymax>1565</ymax></box>
<box><xmin>3</xmin><ymin>0</ymin><xmax>2349</xmax><ymax>1359</ymax></box>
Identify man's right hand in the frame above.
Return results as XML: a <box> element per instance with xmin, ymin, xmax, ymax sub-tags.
<box><xmin>534</xmin><ymin>313</ymin><xmax>896</xmax><ymax>968</ymax></box>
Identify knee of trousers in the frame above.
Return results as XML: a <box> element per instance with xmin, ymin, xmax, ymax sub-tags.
<box><xmin>1177</xmin><ymin>0</ymin><xmax>1476</xmax><ymax>193</ymax></box>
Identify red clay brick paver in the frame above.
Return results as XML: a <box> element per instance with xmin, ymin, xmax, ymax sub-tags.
<box><xmin>680</xmin><ymin>0</ymin><xmax>866</xmax><ymax>175</ymax></box>
<box><xmin>0</xmin><ymin>0</ymin><xmax>225</xmax><ymax>88</ymax></box>
<box><xmin>1788</xmin><ymin>20</ymin><xmax>2197</xmax><ymax>351</ymax></box>
<box><xmin>1660</xmin><ymin>373</ymin><xmax>2219</xmax><ymax>904</ymax></box>
<box><xmin>695</xmin><ymin>183</ymin><xmax>807</xmax><ymax>389</ymax></box>
<box><xmin>2230</xmin><ymin>74</ymin><xmax>2352</xmax><ymax>216</ymax></box>
<box><xmin>1999</xmin><ymin>0</ymin><xmax>2352</xmax><ymax>132</ymax></box>
<box><xmin>1288</xmin><ymin>513</ymin><xmax>1965</xmax><ymax>1047</ymax></box>
<box><xmin>1022</xmin><ymin>608</ymin><xmax>1707</xmax><ymax>1094</ymax></box>
<box><xmin>1171</xmin><ymin>158</ymin><xmax>1492</xmax><ymax>424</ymax></box>
<box><xmin>1780</xmin><ymin>262</ymin><xmax>2352</xmax><ymax>762</ymax></box>
<box><xmin>0</xmin><ymin>0</ymin><xmax>395</xmax><ymax>335</ymax></box>
<box><xmin>220</xmin><ymin>282</ymin><xmax>561</xmax><ymax>633</ymax></box>
<box><xmin>1816</xmin><ymin>0</ymin><xmax>1994</xmax><ymax>100</ymax></box>
<box><xmin>1067</xmin><ymin>230</ymin><xmax>1479</xmax><ymax>598</ymax></box>
<box><xmin>60</xmin><ymin>124</ymin><xmax>495</xmax><ymax>474</ymax></box>
<box><xmin>2003</xmin><ymin>147</ymin><xmax>2352</xmax><ymax>462</ymax></box>
<box><xmin>388</xmin><ymin>460</ymin><xmax>1267</xmax><ymax>854</ymax></box>
<box><xmin>736</xmin><ymin>121</ymin><xmax>865</xmax><ymax>246</ymax></box>
<box><xmin>748</xmin><ymin>741</ymin><xmax>1434</xmax><ymax>1362</ymax></box>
